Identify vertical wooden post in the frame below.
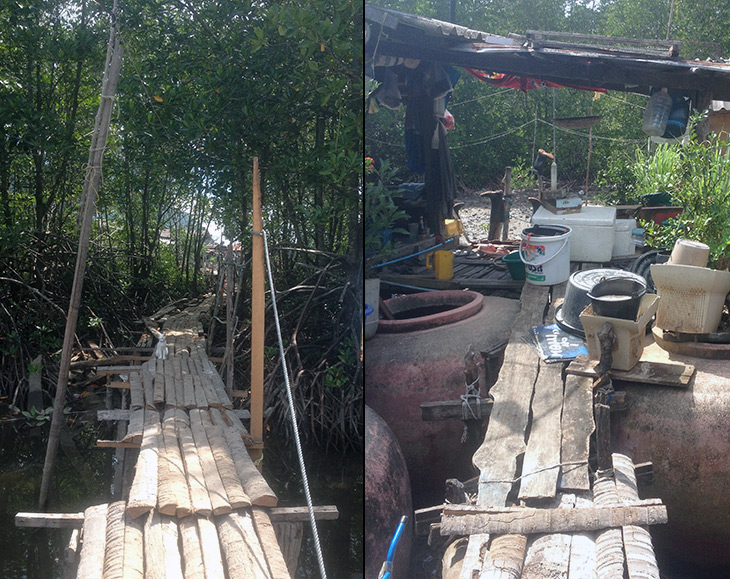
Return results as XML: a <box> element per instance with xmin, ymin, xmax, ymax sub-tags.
<box><xmin>250</xmin><ymin>158</ymin><xmax>265</xmax><ymax>461</ymax></box>
<box><xmin>225</xmin><ymin>243</ymin><xmax>234</xmax><ymax>398</ymax></box>
<box><xmin>502</xmin><ymin>167</ymin><xmax>512</xmax><ymax>241</ymax></box>
<box><xmin>39</xmin><ymin>3</ymin><xmax>123</xmax><ymax>509</ymax></box>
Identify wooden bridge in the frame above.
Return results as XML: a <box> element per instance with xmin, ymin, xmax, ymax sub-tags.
<box><xmin>432</xmin><ymin>280</ymin><xmax>677</xmax><ymax>578</ymax></box>
<box><xmin>16</xmin><ymin>297</ymin><xmax>337</xmax><ymax>578</ymax></box>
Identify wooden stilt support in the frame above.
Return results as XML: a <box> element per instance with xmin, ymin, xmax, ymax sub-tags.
<box><xmin>250</xmin><ymin>157</ymin><xmax>265</xmax><ymax>462</ymax></box>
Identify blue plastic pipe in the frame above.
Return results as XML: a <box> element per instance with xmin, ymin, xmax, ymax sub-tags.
<box><xmin>379</xmin><ymin>515</ymin><xmax>409</xmax><ymax>579</ymax></box>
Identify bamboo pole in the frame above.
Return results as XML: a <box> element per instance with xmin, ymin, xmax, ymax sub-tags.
<box><xmin>39</xmin><ymin>1</ymin><xmax>123</xmax><ymax>509</ymax></box>
<box><xmin>250</xmin><ymin>157</ymin><xmax>264</xmax><ymax>455</ymax></box>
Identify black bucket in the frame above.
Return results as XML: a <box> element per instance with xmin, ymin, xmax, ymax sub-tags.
<box><xmin>587</xmin><ymin>277</ymin><xmax>647</xmax><ymax>320</ymax></box>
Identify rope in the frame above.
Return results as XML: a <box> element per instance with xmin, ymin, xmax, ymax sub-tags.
<box><xmin>256</xmin><ymin>229</ymin><xmax>328</xmax><ymax>579</ymax></box>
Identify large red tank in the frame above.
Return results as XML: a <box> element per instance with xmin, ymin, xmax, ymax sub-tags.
<box><xmin>365</xmin><ymin>291</ymin><xmax>519</xmax><ymax>507</ymax></box>
<box><xmin>613</xmin><ymin>343</ymin><xmax>730</xmax><ymax>570</ymax></box>
<box><xmin>365</xmin><ymin>405</ymin><xmax>412</xmax><ymax>579</ymax></box>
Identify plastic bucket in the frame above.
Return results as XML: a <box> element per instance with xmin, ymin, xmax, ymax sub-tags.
<box><xmin>519</xmin><ymin>225</ymin><xmax>572</xmax><ymax>285</ymax></box>
<box><xmin>502</xmin><ymin>251</ymin><xmax>525</xmax><ymax>280</ymax></box>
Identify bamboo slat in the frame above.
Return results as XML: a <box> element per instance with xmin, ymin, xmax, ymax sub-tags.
<box><xmin>160</xmin><ymin>515</ymin><xmax>183</xmax><ymax>579</ymax></box>
<box><xmin>217</xmin><ymin>512</ymin><xmax>271</xmax><ymax>579</ymax></box>
<box><xmin>129</xmin><ymin>372</ymin><xmax>145</xmax><ymax>411</ymax></box>
<box><xmin>77</xmin><ymin>503</ymin><xmax>108</xmax><ymax>579</ymax></box>
<box><xmin>122</xmin><ymin>408</ymin><xmax>145</xmax><ymax>445</ymax></box>
<box><xmin>172</xmin><ymin>356</ymin><xmax>185</xmax><ymax>409</ymax></box>
<box><xmin>153</xmin><ymin>359</ymin><xmax>165</xmax><ymax>406</ymax></box>
<box><xmin>594</xmin><ymin>474</ymin><xmax>626</xmax><ymax>577</ymax></box>
<box><xmin>163</xmin><ymin>358</ymin><xmax>177</xmax><ymax>408</ymax></box>
<box><xmin>141</xmin><ymin>366</ymin><xmax>155</xmax><ymax>410</ymax></box>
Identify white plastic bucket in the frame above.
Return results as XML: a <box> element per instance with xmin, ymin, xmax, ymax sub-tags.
<box><xmin>519</xmin><ymin>225</ymin><xmax>572</xmax><ymax>285</ymax></box>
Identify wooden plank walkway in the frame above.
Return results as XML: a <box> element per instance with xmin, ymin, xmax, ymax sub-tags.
<box><xmin>453</xmin><ymin>279</ymin><xmax>665</xmax><ymax>578</ymax></box>
<box><xmin>18</xmin><ymin>297</ymin><xmax>337</xmax><ymax>578</ymax></box>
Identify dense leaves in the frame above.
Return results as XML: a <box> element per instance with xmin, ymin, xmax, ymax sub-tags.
<box><xmin>0</xmin><ymin>0</ymin><xmax>362</xmax><ymax>450</ymax></box>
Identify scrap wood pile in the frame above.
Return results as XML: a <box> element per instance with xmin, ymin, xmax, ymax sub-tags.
<box><xmin>74</xmin><ymin>500</ymin><xmax>289</xmax><ymax>579</ymax></box>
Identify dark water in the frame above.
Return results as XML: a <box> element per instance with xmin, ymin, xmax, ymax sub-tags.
<box><xmin>0</xmin><ymin>400</ymin><xmax>363</xmax><ymax>579</ymax></box>
<box><xmin>262</xmin><ymin>433</ymin><xmax>363</xmax><ymax>578</ymax></box>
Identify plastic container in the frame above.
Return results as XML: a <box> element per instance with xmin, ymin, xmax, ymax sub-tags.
<box><xmin>642</xmin><ymin>88</ymin><xmax>673</xmax><ymax>137</ymax></box>
<box><xmin>587</xmin><ymin>277</ymin><xmax>647</xmax><ymax>320</ymax></box>
<box><xmin>612</xmin><ymin>218</ymin><xmax>636</xmax><ymax>257</ymax></box>
<box><xmin>425</xmin><ymin>250</ymin><xmax>453</xmax><ymax>280</ymax></box>
<box><xmin>650</xmin><ymin>264</ymin><xmax>730</xmax><ymax>333</ymax></box>
<box><xmin>580</xmin><ymin>293</ymin><xmax>660</xmax><ymax>371</ymax></box>
<box><xmin>532</xmin><ymin>205</ymin><xmax>616</xmax><ymax>262</ymax></box>
<box><xmin>502</xmin><ymin>251</ymin><xmax>526</xmax><ymax>280</ymax></box>
<box><xmin>668</xmin><ymin>239</ymin><xmax>710</xmax><ymax>268</ymax></box>
<box><xmin>556</xmin><ymin>269</ymin><xmax>647</xmax><ymax>336</ymax></box>
<box><xmin>519</xmin><ymin>225</ymin><xmax>572</xmax><ymax>285</ymax></box>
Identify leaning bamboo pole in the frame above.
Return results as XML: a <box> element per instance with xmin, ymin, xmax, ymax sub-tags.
<box><xmin>250</xmin><ymin>157</ymin><xmax>265</xmax><ymax>454</ymax></box>
<box><xmin>39</xmin><ymin>0</ymin><xmax>123</xmax><ymax>509</ymax></box>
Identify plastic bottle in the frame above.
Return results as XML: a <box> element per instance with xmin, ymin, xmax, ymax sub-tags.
<box><xmin>642</xmin><ymin>88</ymin><xmax>672</xmax><ymax>137</ymax></box>
<box><xmin>550</xmin><ymin>161</ymin><xmax>558</xmax><ymax>191</ymax></box>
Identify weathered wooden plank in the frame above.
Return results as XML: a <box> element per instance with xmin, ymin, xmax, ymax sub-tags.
<box><xmin>458</xmin><ymin>534</ymin><xmax>489</xmax><ymax>579</ymax></box>
<box><xmin>521</xmin><ymin>495</ymin><xmax>574</xmax><ymax>579</ymax></box>
<box><xmin>143</xmin><ymin>509</ymin><xmax>165</xmax><ymax>579</ymax></box>
<box><xmin>198</xmin><ymin>515</ymin><xmax>226</xmax><ymax>579</ymax></box>
<box><xmin>518</xmin><ymin>360</ymin><xmax>563</xmax><ymax>500</ymax></box>
<box><xmin>172</xmin><ymin>355</ymin><xmax>185</xmax><ymax>409</ymax></box>
<box><xmin>211</xmin><ymin>408</ymin><xmax>276</xmax><ymax>507</ymax></box>
<box><xmin>103</xmin><ymin>500</ymin><xmax>126</xmax><ymax>579</ymax></box>
<box><xmin>160</xmin><ymin>514</ymin><xmax>184</xmax><ymax>579</ymax></box>
<box><xmin>613</xmin><ymin>453</ymin><xmax>660</xmax><ymax>579</ymax></box>
<box><xmin>473</xmin><ymin>283</ymin><xmax>548</xmax><ymax>507</ymax></box>
<box><xmin>479</xmin><ymin>534</ymin><xmax>527</xmax><ymax>579</ymax></box>
<box><xmin>272</xmin><ymin>522</ymin><xmax>303</xmax><ymax>577</ymax></box>
<box><xmin>251</xmin><ymin>507</ymin><xmax>292</xmax><ymax>579</ymax></box>
<box><xmin>182</xmin><ymin>355</ymin><xmax>197</xmax><ymax>409</ymax></box>
<box><xmin>15</xmin><ymin>512</ymin><xmax>84</xmax><ymax>528</ymax></box>
<box><xmin>164</xmin><ymin>358</ymin><xmax>177</xmax><ymax>408</ymax></box>
<box><xmin>176</xmin><ymin>410</ymin><xmax>213</xmax><ymax>516</ymax></box>
<box><xmin>141</xmin><ymin>365</ymin><xmax>156</xmax><ymax>410</ymax></box>
<box><xmin>267</xmin><ymin>506</ymin><xmax>339</xmax><ymax>522</ymax></box>
<box><xmin>440</xmin><ymin>503</ymin><xmax>668</xmax><ymax>535</ymax></box>
<box><xmin>567</xmin><ymin>495</ymin><xmax>597</xmax><ymax>579</ymax></box>
<box><xmin>179</xmin><ymin>517</ymin><xmax>206</xmax><ymax>579</ymax></box>
<box><xmin>158</xmin><ymin>409</ymin><xmax>192</xmax><ymax>517</ymax></box>
<box><xmin>593</xmin><ymin>474</ymin><xmax>626</xmax><ymax>577</ymax></box>
<box><xmin>76</xmin><ymin>503</ymin><xmax>107</xmax><ymax>579</ymax></box>
<box><xmin>217</xmin><ymin>511</ymin><xmax>271</xmax><ymax>579</ymax></box>
<box><xmin>121</xmin><ymin>408</ymin><xmax>145</xmax><ymax>445</ymax></box>
<box><xmin>189</xmin><ymin>409</ymin><xmax>231</xmax><ymax>515</ymax></box>
<box><xmin>122</xmin><ymin>508</ymin><xmax>145</xmax><ymax>579</ymax></box>
<box><xmin>420</xmin><ymin>398</ymin><xmax>493</xmax><ymax>422</ymax></box>
<box><xmin>231</xmin><ymin>510</ymin><xmax>272</xmax><ymax>578</ymax></box>
<box><xmin>95</xmin><ymin>440</ymin><xmax>141</xmax><ymax>449</ymax></box>
<box><xmin>566</xmin><ymin>356</ymin><xmax>694</xmax><ymax>387</ymax></box>
<box><xmin>200</xmin><ymin>409</ymin><xmax>251</xmax><ymax>508</ymax></box>
<box><xmin>153</xmin><ymin>358</ymin><xmax>165</xmax><ymax>406</ymax></box>
<box><xmin>93</xmin><ymin>365</ymin><xmax>144</xmax><ymax>376</ymax></box>
<box><xmin>129</xmin><ymin>372</ymin><xmax>145</xmax><ymax>411</ymax></box>
<box><xmin>127</xmin><ymin>410</ymin><xmax>161</xmax><ymax>519</ymax></box>
<box><xmin>559</xmin><ymin>374</ymin><xmax>594</xmax><ymax>491</ymax></box>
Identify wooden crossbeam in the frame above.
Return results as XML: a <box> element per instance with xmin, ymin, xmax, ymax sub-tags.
<box><xmin>440</xmin><ymin>501</ymin><xmax>667</xmax><ymax>536</ymax></box>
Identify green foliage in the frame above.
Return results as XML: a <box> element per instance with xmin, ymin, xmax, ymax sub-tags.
<box><xmin>364</xmin><ymin>161</ymin><xmax>409</xmax><ymax>268</ymax></box>
<box><xmin>634</xmin><ymin>128</ymin><xmax>730</xmax><ymax>269</ymax></box>
<box><xmin>595</xmin><ymin>149</ymin><xmax>639</xmax><ymax>204</ymax></box>
<box><xmin>632</xmin><ymin>144</ymin><xmax>683</xmax><ymax>199</ymax></box>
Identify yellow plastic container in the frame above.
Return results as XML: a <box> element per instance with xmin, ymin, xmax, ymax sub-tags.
<box><xmin>443</xmin><ymin>218</ymin><xmax>464</xmax><ymax>238</ymax></box>
<box><xmin>426</xmin><ymin>250</ymin><xmax>453</xmax><ymax>280</ymax></box>
<box><xmin>580</xmin><ymin>293</ymin><xmax>660</xmax><ymax>371</ymax></box>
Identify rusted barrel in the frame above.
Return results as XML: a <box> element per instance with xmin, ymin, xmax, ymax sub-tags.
<box><xmin>365</xmin><ymin>291</ymin><xmax>519</xmax><ymax>507</ymax></box>
<box><xmin>365</xmin><ymin>405</ymin><xmax>412</xmax><ymax>579</ymax></box>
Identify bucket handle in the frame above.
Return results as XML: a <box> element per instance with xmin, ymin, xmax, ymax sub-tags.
<box><xmin>519</xmin><ymin>233</ymin><xmax>570</xmax><ymax>267</ymax></box>
<box><xmin>425</xmin><ymin>252</ymin><xmax>434</xmax><ymax>270</ymax></box>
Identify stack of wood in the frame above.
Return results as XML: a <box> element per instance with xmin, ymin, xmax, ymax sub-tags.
<box><xmin>73</xmin><ymin>500</ymin><xmax>290</xmax><ymax>579</ymax></box>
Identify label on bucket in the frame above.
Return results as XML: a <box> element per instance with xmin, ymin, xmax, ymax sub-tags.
<box><xmin>525</xmin><ymin>263</ymin><xmax>546</xmax><ymax>282</ymax></box>
<box><xmin>522</xmin><ymin>243</ymin><xmax>546</xmax><ymax>262</ymax></box>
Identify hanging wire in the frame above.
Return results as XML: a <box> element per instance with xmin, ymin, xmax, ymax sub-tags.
<box><xmin>256</xmin><ymin>229</ymin><xmax>328</xmax><ymax>579</ymax></box>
